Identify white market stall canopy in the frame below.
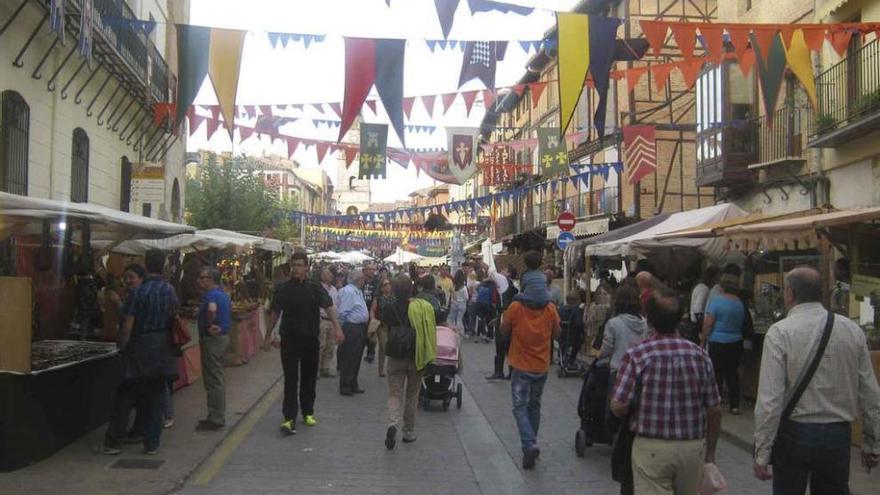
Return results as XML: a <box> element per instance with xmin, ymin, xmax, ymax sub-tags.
<box><xmin>0</xmin><ymin>192</ymin><xmax>194</xmax><ymax>241</ymax></box>
<box><xmin>336</xmin><ymin>251</ymin><xmax>374</xmax><ymax>264</ymax></box>
<box><xmin>584</xmin><ymin>203</ymin><xmax>748</xmax><ymax>258</ymax></box>
<box><xmin>383</xmin><ymin>248</ymin><xmax>424</xmax><ymax>264</ymax></box>
<box><xmin>415</xmin><ymin>256</ymin><xmax>449</xmax><ymax>267</ymax></box>
<box><xmin>106</xmin><ymin>228</ymin><xmax>291</xmax><ymax>255</ymax></box>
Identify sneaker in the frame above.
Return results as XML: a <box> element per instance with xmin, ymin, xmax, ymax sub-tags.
<box><xmin>163</xmin><ymin>418</ymin><xmax>175</xmax><ymax>429</ymax></box>
<box><xmin>303</xmin><ymin>415</ymin><xmax>317</xmax><ymax>427</ymax></box>
<box><xmin>402</xmin><ymin>432</ymin><xmax>417</xmax><ymax>443</ymax></box>
<box><xmin>102</xmin><ymin>445</ymin><xmax>121</xmax><ymax>455</ymax></box>
<box><xmin>385</xmin><ymin>425</ymin><xmax>397</xmax><ymax>450</ymax></box>
<box><xmin>196</xmin><ymin>419</ymin><xmax>225</xmax><ymax>431</ymax></box>
<box><xmin>280</xmin><ymin>420</ymin><xmax>297</xmax><ymax>435</ymax></box>
<box><xmin>522</xmin><ymin>446</ymin><xmax>540</xmax><ymax>469</ymax></box>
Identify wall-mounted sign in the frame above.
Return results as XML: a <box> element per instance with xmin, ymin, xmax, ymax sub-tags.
<box><xmin>131</xmin><ymin>163</ymin><xmax>165</xmax><ymax>203</ymax></box>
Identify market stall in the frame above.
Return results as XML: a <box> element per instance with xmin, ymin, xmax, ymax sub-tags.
<box><xmin>0</xmin><ymin>192</ymin><xmax>194</xmax><ymax>471</ymax></box>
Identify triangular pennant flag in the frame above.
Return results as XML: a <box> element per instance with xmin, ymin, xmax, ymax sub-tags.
<box><xmin>434</xmin><ymin>0</ymin><xmax>460</xmax><ymax>39</ymax></box>
<box><xmin>727</xmin><ymin>26</ymin><xmax>751</xmax><ymax>63</ymax></box>
<box><xmin>700</xmin><ymin>25</ymin><xmax>726</xmax><ymax>63</ymax></box>
<box><xmin>752</xmin><ymin>32</ymin><xmax>787</xmax><ymax>126</ymax></box>
<box><xmin>373</xmin><ymin>39</ymin><xmax>407</xmax><ymax>146</ymax></box>
<box><xmin>529</xmin><ymin>81</ymin><xmax>548</xmax><ymax>109</ymax></box>
<box><xmin>588</xmin><ymin>16</ymin><xmax>620</xmax><ymax>139</ymax></box>
<box><xmin>677</xmin><ymin>58</ymin><xmax>704</xmax><ymax>89</ymax></box>
<box><xmin>339</xmin><ymin>38</ymin><xmax>376</xmax><ymax>141</ymax></box>
<box><xmin>365</xmin><ymin>99</ymin><xmax>378</xmax><ymax>114</ymax></box>
<box><xmin>779</xmin><ymin>27</ymin><xmax>796</xmax><ymax>50</ymax></box>
<box><xmin>669</xmin><ymin>23</ymin><xmax>697</xmax><ymax>59</ymax></box>
<box><xmin>259</xmin><ymin>105</ymin><xmax>272</xmax><ymax>116</ymax></box>
<box><xmin>244</xmin><ymin>105</ymin><xmax>256</xmax><ymax>118</ymax></box>
<box><xmin>175</xmin><ymin>24</ymin><xmax>211</xmax><ymax>125</ymax></box>
<box><xmin>316</xmin><ymin>142</ymin><xmax>332</xmax><ymax>163</ymax></box>
<box><xmin>738</xmin><ymin>48</ymin><xmax>756</xmax><ymax>77</ymax></box>
<box><xmin>511</xmin><ymin>84</ymin><xmax>526</xmax><ymax>96</ymax></box>
<box><xmin>802</xmin><ymin>26</ymin><xmax>826</xmax><ymax>52</ymax></box>
<box><xmin>557</xmin><ymin>12</ymin><xmax>591</xmax><ymax>136</ymax></box>
<box><xmin>268</xmin><ymin>32</ymin><xmax>281</xmax><ymax>48</ymax></box>
<box><xmin>627</xmin><ymin>66</ymin><xmax>648</xmax><ymax>92</ymax></box>
<box><xmin>461</xmin><ymin>90</ymin><xmax>479</xmax><ymax>116</ymax></box>
<box><xmin>403</xmin><ymin>97</ymin><xmax>416</xmax><ymax>119</ymax></box>
<box><xmin>303</xmin><ymin>34</ymin><xmax>315</xmax><ymax>49</ymax></box>
<box><xmin>279</xmin><ymin>33</ymin><xmax>292</xmax><ymax>49</ymax></box>
<box><xmin>639</xmin><ymin>20</ymin><xmax>668</xmax><ymax>56</ymax></box>
<box><xmin>481</xmin><ymin>89</ymin><xmax>495</xmax><ymax>110</ymax></box>
<box><xmin>783</xmin><ymin>29</ymin><xmax>818</xmax><ymax>109</ymax></box>
<box><xmin>344</xmin><ymin>147</ymin><xmax>359</xmax><ymax>168</ymax></box>
<box><xmin>208</xmin><ymin>29</ymin><xmax>247</xmax><ymax>139</ymax></box>
<box><xmin>442</xmin><ymin>93</ymin><xmax>458</xmax><ymax>114</ymax></box>
<box><xmin>206</xmin><ymin>117</ymin><xmax>221</xmax><ymax>140</ymax></box>
<box><xmin>421</xmin><ymin>94</ymin><xmax>436</xmax><ymax>115</ymax></box>
<box><xmin>751</xmin><ymin>27</ymin><xmax>779</xmax><ymax>63</ymax></box>
<box><xmin>311</xmin><ymin>103</ymin><xmax>325</xmax><ymax>113</ymax></box>
<box><xmin>652</xmin><ymin>62</ymin><xmax>675</xmax><ymax>92</ymax></box>
<box><xmin>239</xmin><ymin>126</ymin><xmax>255</xmax><ymax>142</ymax></box>
<box><xmin>827</xmin><ymin>28</ymin><xmax>854</xmax><ymax>57</ymax></box>
<box><xmin>329</xmin><ymin>102</ymin><xmax>343</xmax><ymax>118</ymax></box>
<box><xmin>427</xmin><ymin>40</ymin><xmax>440</xmax><ymax>52</ymax></box>
<box><xmin>519</xmin><ymin>40</ymin><xmax>532</xmax><ymax>53</ymax></box>
<box><xmin>286</xmin><ymin>137</ymin><xmax>300</xmax><ymax>158</ymax></box>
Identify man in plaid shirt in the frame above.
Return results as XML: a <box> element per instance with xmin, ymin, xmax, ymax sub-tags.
<box><xmin>611</xmin><ymin>286</ymin><xmax>722</xmax><ymax>494</ymax></box>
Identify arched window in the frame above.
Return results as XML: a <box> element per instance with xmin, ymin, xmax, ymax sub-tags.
<box><xmin>1</xmin><ymin>91</ymin><xmax>29</xmax><ymax>195</ymax></box>
<box><xmin>120</xmin><ymin>156</ymin><xmax>132</xmax><ymax>212</ymax></box>
<box><xmin>171</xmin><ymin>178</ymin><xmax>181</xmax><ymax>222</ymax></box>
<box><xmin>70</xmin><ymin>128</ymin><xmax>89</xmax><ymax>202</ymax></box>
<box><xmin>346</xmin><ymin>205</ymin><xmax>358</xmax><ymax>215</ymax></box>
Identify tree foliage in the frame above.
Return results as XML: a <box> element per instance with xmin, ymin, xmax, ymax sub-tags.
<box><xmin>185</xmin><ymin>153</ymin><xmax>298</xmax><ymax>238</ymax></box>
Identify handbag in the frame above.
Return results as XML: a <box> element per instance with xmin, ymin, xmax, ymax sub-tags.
<box><xmin>367</xmin><ymin>317</ymin><xmax>381</xmax><ymax>338</ymax></box>
<box><xmin>171</xmin><ymin>316</ymin><xmax>192</xmax><ymax>348</ymax></box>
<box><xmin>385</xmin><ymin>304</ymin><xmax>415</xmax><ymax>359</ymax></box>
<box><xmin>769</xmin><ymin>310</ymin><xmax>834</xmax><ymax>464</ymax></box>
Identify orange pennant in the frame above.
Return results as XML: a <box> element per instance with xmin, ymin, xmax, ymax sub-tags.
<box><xmin>677</xmin><ymin>58</ymin><xmax>705</xmax><ymax>89</ymax></box>
<box><xmin>652</xmin><ymin>63</ymin><xmax>675</xmax><ymax>93</ymax></box>
<box><xmin>827</xmin><ymin>28</ymin><xmax>854</xmax><ymax>56</ymax></box>
<box><xmin>529</xmin><ymin>81</ymin><xmax>548</xmax><ymax>109</ymax></box>
<box><xmin>669</xmin><ymin>23</ymin><xmax>697</xmax><ymax>59</ymax></box>
<box><xmin>751</xmin><ymin>27</ymin><xmax>779</xmax><ymax>63</ymax></box>
<box><xmin>738</xmin><ymin>48</ymin><xmax>756</xmax><ymax>77</ymax></box>
<box><xmin>802</xmin><ymin>27</ymin><xmax>826</xmax><ymax>52</ymax></box>
<box><xmin>700</xmin><ymin>25</ymin><xmax>726</xmax><ymax>63</ymax></box>
<box><xmin>627</xmin><ymin>66</ymin><xmax>648</xmax><ymax>92</ymax></box>
<box><xmin>640</xmin><ymin>20</ymin><xmax>668</xmax><ymax>56</ymax></box>
<box><xmin>727</xmin><ymin>26</ymin><xmax>751</xmax><ymax>62</ymax></box>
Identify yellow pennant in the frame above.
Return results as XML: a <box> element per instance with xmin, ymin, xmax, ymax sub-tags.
<box><xmin>783</xmin><ymin>29</ymin><xmax>817</xmax><ymax>109</ymax></box>
<box><xmin>208</xmin><ymin>28</ymin><xmax>247</xmax><ymax>138</ymax></box>
<box><xmin>557</xmin><ymin>13</ymin><xmax>590</xmax><ymax>136</ymax></box>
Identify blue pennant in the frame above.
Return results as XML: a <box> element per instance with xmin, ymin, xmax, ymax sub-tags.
<box><xmin>427</xmin><ymin>40</ymin><xmax>439</xmax><ymax>52</ymax></box>
<box><xmin>268</xmin><ymin>32</ymin><xmax>282</xmax><ymax>48</ymax></box>
<box><xmin>519</xmin><ymin>40</ymin><xmax>532</xmax><ymax>53</ymax></box>
<box><xmin>581</xmin><ymin>173</ymin><xmax>591</xmax><ymax>188</ymax></box>
<box><xmin>612</xmin><ymin>162</ymin><xmax>623</xmax><ymax>174</ymax></box>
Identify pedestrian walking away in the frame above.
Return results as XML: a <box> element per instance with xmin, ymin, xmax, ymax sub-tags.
<box><xmin>196</xmin><ymin>267</ymin><xmax>232</xmax><ymax>431</ymax></box>
<box><xmin>362</xmin><ymin>262</ymin><xmax>379</xmax><ymax>363</ymax></box>
<box><xmin>337</xmin><ymin>269</ymin><xmax>370</xmax><ymax>396</ymax></box>
<box><xmin>371</xmin><ymin>277</ymin><xmax>394</xmax><ymax>377</ymax></box>
<box><xmin>103</xmin><ymin>249</ymin><xmax>179</xmax><ymax>456</ymax></box>
<box><xmin>500</xmin><ymin>290</ymin><xmax>560</xmax><ymax>469</ymax></box>
<box><xmin>318</xmin><ymin>266</ymin><xmax>340</xmax><ymax>378</ymax></box>
<box><xmin>611</xmin><ymin>286</ymin><xmax>722</xmax><ymax>495</ymax></box>
<box><xmin>753</xmin><ymin>266</ymin><xmax>880</xmax><ymax>495</ymax></box>
<box><xmin>264</xmin><ymin>250</ymin><xmax>343</xmax><ymax>436</ymax></box>
<box><xmin>701</xmin><ymin>271</ymin><xmax>746</xmax><ymax>414</ymax></box>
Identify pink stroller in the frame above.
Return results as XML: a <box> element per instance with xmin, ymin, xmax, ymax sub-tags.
<box><xmin>420</xmin><ymin>326</ymin><xmax>463</xmax><ymax>411</ymax></box>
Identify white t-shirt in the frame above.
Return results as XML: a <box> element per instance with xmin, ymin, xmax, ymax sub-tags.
<box><xmin>690</xmin><ymin>282</ymin><xmax>709</xmax><ymax>323</ymax></box>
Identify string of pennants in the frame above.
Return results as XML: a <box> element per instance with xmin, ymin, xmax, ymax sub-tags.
<box><xmin>306</xmin><ymin>226</ymin><xmax>454</xmax><ymax>239</ymax></box>
<box><xmin>290</xmin><ymin>163</ymin><xmax>623</xmax><ymax>225</ymax></box>
<box><xmin>265</xmin><ymin>32</ymin><xmax>553</xmax><ymax>54</ymax></box>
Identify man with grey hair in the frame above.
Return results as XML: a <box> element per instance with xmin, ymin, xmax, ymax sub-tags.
<box><xmin>337</xmin><ymin>269</ymin><xmax>370</xmax><ymax>396</ymax></box>
<box><xmin>196</xmin><ymin>267</ymin><xmax>231</xmax><ymax>431</ymax></box>
<box><xmin>754</xmin><ymin>266</ymin><xmax>880</xmax><ymax>493</ymax></box>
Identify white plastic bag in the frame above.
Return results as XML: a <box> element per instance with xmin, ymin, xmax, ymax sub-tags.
<box><xmin>699</xmin><ymin>463</ymin><xmax>728</xmax><ymax>494</ymax></box>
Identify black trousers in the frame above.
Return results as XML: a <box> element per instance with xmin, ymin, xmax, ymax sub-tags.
<box><xmin>339</xmin><ymin>322</ymin><xmax>367</xmax><ymax>393</ymax></box>
<box><xmin>773</xmin><ymin>421</ymin><xmax>852</xmax><ymax>495</ymax></box>
<box><xmin>475</xmin><ymin>302</ymin><xmax>495</xmax><ymax>338</ymax></box>
<box><xmin>105</xmin><ymin>377</ymin><xmax>165</xmax><ymax>451</ymax></box>
<box><xmin>493</xmin><ymin>334</ymin><xmax>510</xmax><ymax>375</ymax></box>
<box><xmin>281</xmin><ymin>338</ymin><xmax>319</xmax><ymax>421</ymax></box>
<box><xmin>708</xmin><ymin>341</ymin><xmax>742</xmax><ymax>409</ymax></box>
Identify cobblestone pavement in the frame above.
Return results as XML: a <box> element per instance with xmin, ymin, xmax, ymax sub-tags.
<box><xmin>176</xmin><ymin>340</ymin><xmax>769</xmax><ymax>495</ymax></box>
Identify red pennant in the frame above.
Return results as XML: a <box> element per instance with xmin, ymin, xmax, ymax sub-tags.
<box><xmin>779</xmin><ymin>27</ymin><xmax>796</xmax><ymax>50</ymax></box>
<box><xmin>188</xmin><ymin>114</ymin><xmax>205</xmax><ymax>136</ymax></box>
<box><xmin>482</xmin><ymin>89</ymin><xmax>495</xmax><ymax>110</ymax></box>
<box><xmin>329</xmin><ymin>102</ymin><xmax>343</xmax><ymax>118</ymax></box>
<box><xmin>640</xmin><ymin>20</ymin><xmax>668</xmax><ymax>56</ymax></box>
<box><xmin>403</xmin><ymin>97</ymin><xmax>416</xmax><ymax>119</ymax></box>
<box><xmin>677</xmin><ymin>59</ymin><xmax>704</xmax><ymax>89</ymax></box>
<box><xmin>802</xmin><ymin>27</ymin><xmax>826</xmax><ymax>52</ymax></box>
<box><xmin>669</xmin><ymin>23</ymin><xmax>697</xmax><ymax>59</ymax></box>
<box><xmin>751</xmin><ymin>27</ymin><xmax>778</xmax><ymax>63</ymax></box>
<box><xmin>727</xmin><ymin>26</ymin><xmax>751</xmax><ymax>63</ymax></box>
<box><xmin>209</xmin><ymin>105</ymin><xmax>222</xmax><ymax>122</ymax></box>
<box><xmin>627</xmin><ymin>66</ymin><xmax>648</xmax><ymax>92</ymax></box>
<box><xmin>152</xmin><ymin>103</ymin><xmax>175</xmax><ymax>126</ymax></box>
<box><xmin>652</xmin><ymin>63</ymin><xmax>675</xmax><ymax>92</ymax></box>
<box><xmin>421</xmin><ymin>94</ymin><xmax>436</xmax><ymax>115</ymax></box>
<box><xmin>827</xmin><ymin>28</ymin><xmax>854</xmax><ymax>57</ymax></box>
<box><xmin>206</xmin><ymin>118</ymin><xmax>221</xmax><ymax>140</ymax></box>
<box><xmin>259</xmin><ymin>105</ymin><xmax>272</xmax><ymax>116</ymax></box>
<box><xmin>529</xmin><ymin>81</ymin><xmax>548</xmax><ymax>109</ymax></box>
<box><xmin>286</xmin><ymin>138</ymin><xmax>300</xmax><ymax>158</ymax></box>
<box><xmin>239</xmin><ymin>126</ymin><xmax>255</xmax><ymax>142</ymax></box>
<box><xmin>338</xmin><ymin>38</ymin><xmax>376</xmax><ymax>142</ymax></box>
<box><xmin>738</xmin><ymin>48</ymin><xmax>756</xmax><ymax>77</ymax></box>
<box><xmin>344</xmin><ymin>147</ymin><xmax>359</xmax><ymax>168</ymax></box>
<box><xmin>700</xmin><ymin>25</ymin><xmax>726</xmax><ymax>63</ymax></box>
<box><xmin>462</xmin><ymin>91</ymin><xmax>479</xmax><ymax>116</ymax></box>
<box><xmin>316</xmin><ymin>142</ymin><xmax>332</xmax><ymax>163</ymax></box>
<box><xmin>365</xmin><ymin>100</ymin><xmax>378</xmax><ymax>114</ymax></box>
<box><xmin>442</xmin><ymin>93</ymin><xmax>457</xmax><ymax>114</ymax></box>
<box><xmin>244</xmin><ymin>105</ymin><xmax>257</xmax><ymax>118</ymax></box>
<box><xmin>511</xmin><ymin>84</ymin><xmax>526</xmax><ymax>96</ymax></box>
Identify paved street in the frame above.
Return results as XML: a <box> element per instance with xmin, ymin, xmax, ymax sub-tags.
<box><xmin>176</xmin><ymin>340</ymin><xmax>767</xmax><ymax>495</ymax></box>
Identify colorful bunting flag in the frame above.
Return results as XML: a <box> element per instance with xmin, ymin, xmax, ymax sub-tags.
<box><xmin>208</xmin><ymin>28</ymin><xmax>246</xmax><ymax>138</ymax></box>
<box><xmin>446</xmin><ymin>127</ymin><xmax>480</xmax><ymax>184</ymax></box>
<box><xmin>78</xmin><ymin>0</ymin><xmax>95</xmax><ymax>65</ymax></box>
<box><xmin>458</xmin><ymin>41</ymin><xmax>508</xmax><ymax>89</ymax></box>
<box><xmin>359</xmin><ymin>123</ymin><xmax>389</xmax><ymax>179</ymax></box>
<box><xmin>467</xmin><ymin>0</ymin><xmax>534</xmax><ymax>15</ymax></box>
<box><xmin>556</xmin><ymin>13</ymin><xmax>590</xmax><ymax>136</ymax></box>
<box><xmin>537</xmin><ymin>128</ymin><xmax>569</xmax><ymax>177</ymax></box>
<box><xmin>176</xmin><ymin>24</ymin><xmax>211</xmax><ymax>125</ymax></box>
<box><xmin>751</xmin><ymin>32</ymin><xmax>786</xmax><ymax>125</ymax></box>
<box><xmin>588</xmin><ymin>16</ymin><xmax>621</xmax><ymax>139</ymax></box>
<box><xmin>434</xmin><ymin>0</ymin><xmax>460</xmax><ymax>39</ymax></box>
<box><xmin>783</xmin><ymin>29</ymin><xmax>818</xmax><ymax>109</ymax></box>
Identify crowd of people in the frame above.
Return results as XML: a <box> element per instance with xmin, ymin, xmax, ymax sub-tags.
<box><xmin>98</xmin><ymin>247</ymin><xmax>880</xmax><ymax>495</ymax></box>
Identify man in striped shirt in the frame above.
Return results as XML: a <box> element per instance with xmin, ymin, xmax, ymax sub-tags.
<box><xmin>611</xmin><ymin>286</ymin><xmax>722</xmax><ymax>495</ymax></box>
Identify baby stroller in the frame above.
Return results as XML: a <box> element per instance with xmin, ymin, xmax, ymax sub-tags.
<box><xmin>556</xmin><ymin>320</ymin><xmax>585</xmax><ymax>378</ymax></box>
<box><xmin>420</xmin><ymin>326</ymin><xmax>463</xmax><ymax>411</ymax></box>
<box><xmin>574</xmin><ymin>357</ymin><xmax>614</xmax><ymax>456</ymax></box>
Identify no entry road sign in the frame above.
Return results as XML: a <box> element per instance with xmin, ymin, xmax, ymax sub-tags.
<box><xmin>557</xmin><ymin>212</ymin><xmax>576</xmax><ymax>232</ymax></box>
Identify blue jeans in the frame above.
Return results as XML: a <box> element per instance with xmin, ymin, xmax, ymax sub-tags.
<box><xmin>772</xmin><ymin>421</ymin><xmax>851</xmax><ymax>495</ymax></box>
<box><xmin>510</xmin><ymin>369</ymin><xmax>547</xmax><ymax>452</ymax></box>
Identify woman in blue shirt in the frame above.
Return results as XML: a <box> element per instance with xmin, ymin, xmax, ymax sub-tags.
<box><xmin>701</xmin><ymin>273</ymin><xmax>746</xmax><ymax>414</ymax></box>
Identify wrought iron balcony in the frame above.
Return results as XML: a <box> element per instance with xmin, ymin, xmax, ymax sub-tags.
<box><xmin>810</xmin><ymin>36</ymin><xmax>880</xmax><ymax>147</ymax></box>
<box><xmin>748</xmin><ymin>105</ymin><xmax>809</xmax><ymax>171</ymax></box>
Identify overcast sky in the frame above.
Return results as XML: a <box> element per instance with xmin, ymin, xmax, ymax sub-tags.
<box><xmin>187</xmin><ymin>0</ymin><xmax>580</xmax><ymax>202</ymax></box>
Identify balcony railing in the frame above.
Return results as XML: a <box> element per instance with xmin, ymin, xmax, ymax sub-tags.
<box><xmin>811</xmin><ymin>36</ymin><xmax>880</xmax><ymax>147</ymax></box>
<box><xmin>751</xmin><ymin>105</ymin><xmax>808</xmax><ymax>169</ymax></box>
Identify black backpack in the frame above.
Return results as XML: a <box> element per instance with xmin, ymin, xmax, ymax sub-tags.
<box><xmin>385</xmin><ymin>303</ymin><xmax>415</xmax><ymax>359</ymax></box>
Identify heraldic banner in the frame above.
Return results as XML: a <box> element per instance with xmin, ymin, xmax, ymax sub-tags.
<box><xmin>446</xmin><ymin>127</ymin><xmax>480</xmax><ymax>184</ymax></box>
<box><xmin>537</xmin><ymin>128</ymin><xmax>569</xmax><ymax>177</ymax></box>
<box><xmin>359</xmin><ymin>123</ymin><xmax>389</xmax><ymax>179</ymax></box>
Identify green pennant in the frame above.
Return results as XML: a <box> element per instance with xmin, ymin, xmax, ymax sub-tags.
<box><xmin>538</xmin><ymin>128</ymin><xmax>569</xmax><ymax>177</ymax></box>
<box><xmin>751</xmin><ymin>32</ymin><xmax>786</xmax><ymax>126</ymax></box>
<box><xmin>359</xmin><ymin>123</ymin><xmax>388</xmax><ymax>179</ymax></box>
<box><xmin>175</xmin><ymin>24</ymin><xmax>211</xmax><ymax>125</ymax></box>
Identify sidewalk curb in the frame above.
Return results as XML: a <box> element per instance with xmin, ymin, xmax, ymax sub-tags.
<box><xmin>164</xmin><ymin>372</ymin><xmax>284</xmax><ymax>494</ymax></box>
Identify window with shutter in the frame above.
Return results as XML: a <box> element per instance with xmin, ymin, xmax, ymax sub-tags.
<box><xmin>0</xmin><ymin>91</ymin><xmax>29</xmax><ymax>196</ymax></box>
<box><xmin>71</xmin><ymin>128</ymin><xmax>89</xmax><ymax>202</ymax></box>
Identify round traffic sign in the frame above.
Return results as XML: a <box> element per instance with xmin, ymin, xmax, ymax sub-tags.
<box><xmin>557</xmin><ymin>231</ymin><xmax>576</xmax><ymax>250</ymax></box>
<box><xmin>557</xmin><ymin>211</ymin><xmax>576</xmax><ymax>232</ymax></box>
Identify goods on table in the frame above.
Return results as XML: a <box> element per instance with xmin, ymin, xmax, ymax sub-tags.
<box><xmin>29</xmin><ymin>340</ymin><xmax>117</xmax><ymax>372</ymax></box>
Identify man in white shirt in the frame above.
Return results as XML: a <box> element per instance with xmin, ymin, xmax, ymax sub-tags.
<box><xmin>753</xmin><ymin>266</ymin><xmax>880</xmax><ymax>493</ymax></box>
<box><xmin>689</xmin><ymin>266</ymin><xmax>718</xmax><ymax>323</ymax></box>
